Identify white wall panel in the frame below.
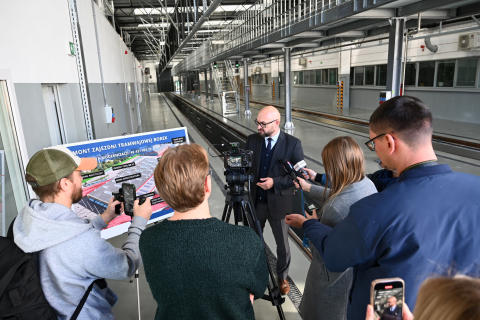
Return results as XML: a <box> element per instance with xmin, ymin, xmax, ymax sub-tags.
<box><xmin>0</xmin><ymin>0</ymin><xmax>78</xmax><ymax>83</ymax></box>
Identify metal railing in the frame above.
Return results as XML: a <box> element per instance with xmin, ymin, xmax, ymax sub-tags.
<box><xmin>173</xmin><ymin>0</ymin><xmax>354</xmax><ymax>75</ymax></box>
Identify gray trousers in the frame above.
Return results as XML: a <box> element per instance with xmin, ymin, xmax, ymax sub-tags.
<box><xmin>253</xmin><ymin>202</ymin><xmax>291</xmax><ymax>280</ymax></box>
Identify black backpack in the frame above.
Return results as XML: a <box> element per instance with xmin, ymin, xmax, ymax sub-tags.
<box><xmin>0</xmin><ymin>220</ymin><xmax>105</xmax><ymax>320</ymax></box>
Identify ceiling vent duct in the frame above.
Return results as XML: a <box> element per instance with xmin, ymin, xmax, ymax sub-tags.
<box><xmin>424</xmin><ymin>38</ymin><xmax>438</xmax><ymax>53</ymax></box>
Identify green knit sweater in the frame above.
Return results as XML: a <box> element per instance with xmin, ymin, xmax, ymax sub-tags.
<box><xmin>139</xmin><ymin>217</ymin><xmax>269</xmax><ymax>320</ymax></box>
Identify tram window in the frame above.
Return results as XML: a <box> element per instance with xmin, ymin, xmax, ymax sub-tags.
<box><xmin>376</xmin><ymin>65</ymin><xmax>387</xmax><ymax>86</ymax></box>
<box><xmin>350</xmin><ymin>67</ymin><xmax>354</xmax><ymax>86</ymax></box>
<box><xmin>322</xmin><ymin>69</ymin><xmax>329</xmax><ymax>85</ymax></box>
<box><xmin>304</xmin><ymin>71</ymin><xmax>310</xmax><ymax>85</ymax></box>
<box><xmin>316</xmin><ymin>70</ymin><xmax>322</xmax><ymax>85</ymax></box>
<box><xmin>365</xmin><ymin>66</ymin><xmax>375</xmax><ymax>85</ymax></box>
<box><xmin>456</xmin><ymin>59</ymin><xmax>478</xmax><ymax>87</ymax></box>
<box><xmin>436</xmin><ymin>60</ymin><xmax>455</xmax><ymax>87</ymax></box>
<box><xmin>263</xmin><ymin>74</ymin><xmax>269</xmax><ymax>84</ymax></box>
<box><xmin>293</xmin><ymin>71</ymin><xmax>298</xmax><ymax>85</ymax></box>
<box><xmin>329</xmin><ymin>69</ymin><xmax>338</xmax><ymax>85</ymax></box>
<box><xmin>418</xmin><ymin>61</ymin><xmax>435</xmax><ymax>87</ymax></box>
<box><xmin>354</xmin><ymin>67</ymin><xmax>364</xmax><ymax>86</ymax></box>
<box><xmin>404</xmin><ymin>63</ymin><xmax>416</xmax><ymax>86</ymax></box>
<box><xmin>279</xmin><ymin>72</ymin><xmax>284</xmax><ymax>84</ymax></box>
<box><xmin>299</xmin><ymin>71</ymin><xmax>304</xmax><ymax>85</ymax></box>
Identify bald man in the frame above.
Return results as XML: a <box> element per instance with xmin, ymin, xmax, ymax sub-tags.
<box><xmin>379</xmin><ymin>297</ymin><xmax>402</xmax><ymax>320</ymax></box>
<box><xmin>245</xmin><ymin>106</ymin><xmax>304</xmax><ymax>295</ymax></box>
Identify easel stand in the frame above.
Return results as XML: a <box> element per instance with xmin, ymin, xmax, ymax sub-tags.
<box><xmin>221</xmin><ymin>181</ymin><xmax>286</xmax><ymax>320</ymax></box>
<box><xmin>130</xmin><ymin>269</ymin><xmax>141</xmax><ymax>320</ymax></box>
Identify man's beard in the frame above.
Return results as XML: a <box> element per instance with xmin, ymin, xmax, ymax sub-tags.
<box><xmin>71</xmin><ymin>184</ymin><xmax>83</xmax><ymax>204</ymax></box>
<box><xmin>259</xmin><ymin>127</ymin><xmax>275</xmax><ymax>137</ymax></box>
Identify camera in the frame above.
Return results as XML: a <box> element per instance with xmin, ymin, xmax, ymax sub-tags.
<box><xmin>222</xmin><ymin>142</ymin><xmax>252</xmax><ymax>170</ymax></box>
<box><xmin>112</xmin><ymin>183</ymin><xmax>146</xmax><ymax>217</ymax></box>
<box><xmin>220</xmin><ymin>142</ymin><xmax>254</xmax><ymax>195</ymax></box>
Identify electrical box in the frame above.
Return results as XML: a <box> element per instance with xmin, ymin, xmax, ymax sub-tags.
<box><xmin>379</xmin><ymin>91</ymin><xmax>392</xmax><ymax>105</ymax></box>
<box><xmin>105</xmin><ymin>105</ymin><xmax>115</xmax><ymax>124</ymax></box>
<box><xmin>299</xmin><ymin>58</ymin><xmax>307</xmax><ymax>66</ymax></box>
<box><xmin>458</xmin><ymin>33</ymin><xmax>480</xmax><ymax>50</ymax></box>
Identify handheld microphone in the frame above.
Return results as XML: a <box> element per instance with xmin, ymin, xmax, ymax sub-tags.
<box><xmin>293</xmin><ymin>160</ymin><xmax>309</xmax><ymax>179</ymax></box>
<box><xmin>284</xmin><ymin>161</ymin><xmax>300</xmax><ymax>185</ymax></box>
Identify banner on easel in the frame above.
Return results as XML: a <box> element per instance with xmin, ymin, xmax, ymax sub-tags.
<box><xmin>63</xmin><ymin>127</ymin><xmax>189</xmax><ymax>239</ymax></box>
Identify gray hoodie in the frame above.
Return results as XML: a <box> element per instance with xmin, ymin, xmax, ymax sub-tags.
<box><xmin>13</xmin><ymin>200</ymin><xmax>147</xmax><ymax>320</ymax></box>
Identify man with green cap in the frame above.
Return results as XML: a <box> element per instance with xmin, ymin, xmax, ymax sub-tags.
<box><xmin>13</xmin><ymin>145</ymin><xmax>152</xmax><ymax>320</ymax></box>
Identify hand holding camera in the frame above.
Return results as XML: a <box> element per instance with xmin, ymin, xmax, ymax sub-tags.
<box><xmin>112</xmin><ymin>183</ymin><xmax>153</xmax><ymax>220</ymax></box>
<box><xmin>302</xmin><ymin>168</ymin><xmax>317</xmax><ymax>180</ymax></box>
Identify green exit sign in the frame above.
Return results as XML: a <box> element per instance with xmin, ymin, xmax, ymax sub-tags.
<box><xmin>69</xmin><ymin>42</ymin><xmax>76</xmax><ymax>56</ymax></box>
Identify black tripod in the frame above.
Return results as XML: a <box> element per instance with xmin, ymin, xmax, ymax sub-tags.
<box><xmin>221</xmin><ymin>174</ymin><xmax>286</xmax><ymax>320</ymax></box>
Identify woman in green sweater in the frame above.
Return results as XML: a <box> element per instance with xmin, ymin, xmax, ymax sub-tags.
<box><xmin>139</xmin><ymin>143</ymin><xmax>269</xmax><ymax>320</ymax></box>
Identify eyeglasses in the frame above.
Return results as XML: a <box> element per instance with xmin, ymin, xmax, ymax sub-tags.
<box><xmin>365</xmin><ymin>133</ymin><xmax>395</xmax><ymax>151</ymax></box>
<box><xmin>254</xmin><ymin>119</ymin><xmax>277</xmax><ymax>128</ymax></box>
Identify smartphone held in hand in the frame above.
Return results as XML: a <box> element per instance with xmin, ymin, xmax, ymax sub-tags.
<box><xmin>370</xmin><ymin>278</ymin><xmax>404</xmax><ymax>320</ymax></box>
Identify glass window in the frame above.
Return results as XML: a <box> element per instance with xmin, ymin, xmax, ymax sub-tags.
<box><xmin>263</xmin><ymin>74</ymin><xmax>270</xmax><ymax>84</ymax></box>
<box><xmin>299</xmin><ymin>71</ymin><xmax>304</xmax><ymax>85</ymax></box>
<box><xmin>304</xmin><ymin>71</ymin><xmax>310</xmax><ymax>85</ymax></box>
<box><xmin>354</xmin><ymin>67</ymin><xmax>364</xmax><ymax>86</ymax></box>
<box><xmin>365</xmin><ymin>66</ymin><xmax>374</xmax><ymax>85</ymax></box>
<box><xmin>350</xmin><ymin>67</ymin><xmax>354</xmax><ymax>86</ymax></box>
<box><xmin>329</xmin><ymin>69</ymin><xmax>337</xmax><ymax>85</ymax></box>
<box><xmin>418</xmin><ymin>61</ymin><xmax>435</xmax><ymax>87</ymax></box>
<box><xmin>456</xmin><ymin>59</ymin><xmax>478</xmax><ymax>87</ymax></box>
<box><xmin>279</xmin><ymin>72</ymin><xmax>284</xmax><ymax>84</ymax></box>
<box><xmin>322</xmin><ymin>69</ymin><xmax>328</xmax><ymax>85</ymax></box>
<box><xmin>404</xmin><ymin>63</ymin><xmax>416</xmax><ymax>86</ymax></box>
<box><xmin>309</xmin><ymin>70</ymin><xmax>315</xmax><ymax>85</ymax></box>
<box><xmin>315</xmin><ymin>70</ymin><xmax>322</xmax><ymax>85</ymax></box>
<box><xmin>293</xmin><ymin>71</ymin><xmax>298</xmax><ymax>85</ymax></box>
<box><xmin>436</xmin><ymin>60</ymin><xmax>455</xmax><ymax>87</ymax></box>
<box><xmin>376</xmin><ymin>65</ymin><xmax>387</xmax><ymax>86</ymax></box>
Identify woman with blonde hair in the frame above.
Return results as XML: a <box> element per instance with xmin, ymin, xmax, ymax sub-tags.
<box><xmin>296</xmin><ymin>136</ymin><xmax>377</xmax><ymax>320</ymax></box>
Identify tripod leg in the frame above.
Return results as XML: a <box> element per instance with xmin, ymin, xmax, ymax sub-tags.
<box><xmin>225</xmin><ymin>203</ymin><xmax>234</xmax><ymax>224</ymax></box>
<box><xmin>221</xmin><ymin>203</ymin><xmax>229</xmax><ymax>222</ymax></box>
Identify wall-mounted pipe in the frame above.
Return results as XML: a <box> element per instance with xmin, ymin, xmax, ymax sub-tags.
<box><xmin>91</xmin><ymin>0</ymin><xmax>108</xmax><ymax>109</ymax></box>
<box><xmin>424</xmin><ymin>37</ymin><xmax>438</xmax><ymax>53</ymax></box>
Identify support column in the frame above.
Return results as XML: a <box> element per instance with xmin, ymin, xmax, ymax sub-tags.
<box><xmin>338</xmin><ymin>48</ymin><xmax>351</xmax><ymax>109</ymax></box>
<box><xmin>243</xmin><ymin>58</ymin><xmax>251</xmax><ymax>115</ymax></box>
<box><xmin>197</xmin><ymin>71</ymin><xmax>201</xmax><ymax>97</ymax></box>
<box><xmin>283</xmin><ymin>48</ymin><xmax>294</xmax><ymax>129</ymax></box>
<box><xmin>204</xmin><ymin>69</ymin><xmax>209</xmax><ymax>102</ymax></box>
<box><xmin>386</xmin><ymin>18</ymin><xmax>405</xmax><ymax>98</ymax></box>
<box><xmin>209</xmin><ymin>67</ymin><xmax>214</xmax><ymax>102</ymax></box>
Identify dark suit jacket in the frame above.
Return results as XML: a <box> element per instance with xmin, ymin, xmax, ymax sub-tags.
<box><xmin>380</xmin><ymin>307</ymin><xmax>402</xmax><ymax>320</ymax></box>
<box><xmin>245</xmin><ymin>131</ymin><xmax>304</xmax><ymax>220</ymax></box>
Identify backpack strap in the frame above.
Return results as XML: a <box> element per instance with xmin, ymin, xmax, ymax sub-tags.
<box><xmin>70</xmin><ymin>279</ymin><xmax>107</xmax><ymax>320</ymax></box>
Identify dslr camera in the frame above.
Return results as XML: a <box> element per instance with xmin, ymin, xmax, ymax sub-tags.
<box><xmin>222</xmin><ymin>142</ymin><xmax>252</xmax><ymax>170</ymax></box>
<box><xmin>112</xmin><ymin>183</ymin><xmax>146</xmax><ymax>217</ymax></box>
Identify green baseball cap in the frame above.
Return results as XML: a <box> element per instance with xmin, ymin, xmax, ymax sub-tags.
<box><xmin>26</xmin><ymin>145</ymin><xmax>97</xmax><ymax>187</ymax></box>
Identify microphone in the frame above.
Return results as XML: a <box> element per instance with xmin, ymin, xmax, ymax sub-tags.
<box><xmin>293</xmin><ymin>160</ymin><xmax>309</xmax><ymax>179</ymax></box>
<box><xmin>283</xmin><ymin>161</ymin><xmax>300</xmax><ymax>185</ymax></box>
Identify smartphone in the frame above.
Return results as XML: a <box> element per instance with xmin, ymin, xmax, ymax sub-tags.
<box><xmin>304</xmin><ymin>202</ymin><xmax>318</xmax><ymax>216</ymax></box>
<box><xmin>122</xmin><ymin>183</ymin><xmax>136</xmax><ymax>216</ymax></box>
<box><xmin>370</xmin><ymin>278</ymin><xmax>404</xmax><ymax>320</ymax></box>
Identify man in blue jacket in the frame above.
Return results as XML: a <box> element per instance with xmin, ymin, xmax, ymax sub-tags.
<box><xmin>286</xmin><ymin>96</ymin><xmax>480</xmax><ymax>320</ymax></box>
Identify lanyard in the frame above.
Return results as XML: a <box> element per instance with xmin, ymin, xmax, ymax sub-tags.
<box><xmin>401</xmin><ymin>160</ymin><xmax>439</xmax><ymax>175</ymax></box>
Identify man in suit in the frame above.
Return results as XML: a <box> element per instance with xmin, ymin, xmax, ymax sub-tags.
<box><xmin>379</xmin><ymin>297</ymin><xmax>402</xmax><ymax>320</ymax></box>
<box><xmin>245</xmin><ymin>106</ymin><xmax>304</xmax><ymax>295</ymax></box>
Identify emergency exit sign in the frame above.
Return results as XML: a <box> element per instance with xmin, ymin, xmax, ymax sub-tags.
<box><xmin>69</xmin><ymin>42</ymin><xmax>75</xmax><ymax>56</ymax></box>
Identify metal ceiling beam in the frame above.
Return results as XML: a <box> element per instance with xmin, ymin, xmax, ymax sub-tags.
<box><xmin>397</xmin><ymin>0</ymin><xmax>461</xmax><ymax>17</ymax></box>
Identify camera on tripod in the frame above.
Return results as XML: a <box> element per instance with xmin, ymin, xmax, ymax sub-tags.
<box><xmin>220</xmin><ymin>142</ymin><xmax>254</xmax><ymax>194</ymax></box>
<box><xmin>112</xmin><ymin>183</ymin><xmax>146</xmax><ymax>217</ymax></box>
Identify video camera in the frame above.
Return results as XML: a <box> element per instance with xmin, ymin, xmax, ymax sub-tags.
<box><xmin>222</xmin><ymin>142</ymin><xmax>252</xmax><ymax>170</ymax></box>
<box><xmin>219</xmin><ymin>142</ymin><xmax>253</xmax><ymax>195</ymax></box>
<box><xmin>112</xmin><ymin>183</ymin><xmax>146</xmax><ymax>217</ymax></box>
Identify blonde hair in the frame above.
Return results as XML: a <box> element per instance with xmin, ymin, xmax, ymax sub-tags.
<box><xmin>321</xmin><ymin>136</ymin><xmax>365</xmax><ymax>202</ymax></box>
<box><xmin>414</xmin><ymin>277</ymin><xmax>480</xmax><ymax>320</ymax></box>
<box><xmin>154</xmin><ymin>144</ymin><xmax>209</xmax><ymax>213</ymax></box>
